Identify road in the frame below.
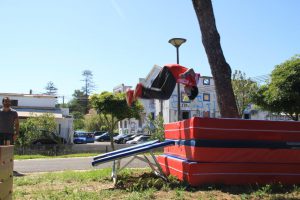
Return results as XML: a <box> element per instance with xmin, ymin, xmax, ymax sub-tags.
<box><xmin>14</xmin><ymin>156</ymin><xmax>151</xmax><ymax>173</ymax></box>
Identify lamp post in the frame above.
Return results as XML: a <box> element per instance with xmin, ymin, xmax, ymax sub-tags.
<box><xmin>169</xmin><ymin>38</ymin><xmax>186</xmax><ymax>121</ymax></box>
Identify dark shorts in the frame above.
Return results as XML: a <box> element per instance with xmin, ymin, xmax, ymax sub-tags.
<box><xmin>0</xmin><ymin>132</ymin><xmax>13</xmax><ymax>145</ymax></box>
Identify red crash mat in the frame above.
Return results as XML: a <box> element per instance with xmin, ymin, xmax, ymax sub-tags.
<box><xmin>164</xmin><ymin>145</ymin><xmax>300</xmax><ymax>163</ymax></box>
<box><xmin>158</xmin><ymin>155</ymin><xmax>300</xmax><ymax>186</ymax></box>
<box><xmin>164</xmin><ymin>117</ymin><xmax>300</xmax><ymax>141</ymax></box>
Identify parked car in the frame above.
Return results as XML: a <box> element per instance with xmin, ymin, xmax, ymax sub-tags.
<box><xmin>126</xmin><ymin>135</ymin><xmax>150</xmax><ymax>144</ymax></box>
<box><xmin>113</xmin><ymin>133</ymin><xmax>135</xmax><ymax>144</ymax></box>
<box><xmin>123</xmin><ymin>134</ymin><xmax>138</xmax><ymax>144</ymax></box>
<box><xmin>94</xmin><ymin>132</ymin><xmax>118</xmax><ymax>142</ymax></box>
<box><xmin>85</xmin><ymin>132</ymin><xmax>95</xmax><ymax>143</ymax></box>
<box><xmin>73</xmin><ymin>131</ymin><xmax>95</xmax><ymax>144</ymax></box>
<box><xmin>73</xmin><ymin>131</ymin><xmax>87</xmax><ymax>144</ymax></box>
<box><xmin>94</xmin><ymin>131</ymin><xmax>107</xmax><ymax>141</ymax></box>
<box><xmin>95</xmin><ymin>132</ymin><xmax>110</xmax><ymax>142</ymax></box>
<box><xmin>32</xmin><ymin>130</ymin><xmax>67</xmax><ymax>145</ymax></box>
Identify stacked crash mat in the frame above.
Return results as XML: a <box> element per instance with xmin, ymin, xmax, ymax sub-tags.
<box><xmin>157</xmin><ymin>117</ymin><xmax>300</xmax><ymax>186</ymax></box>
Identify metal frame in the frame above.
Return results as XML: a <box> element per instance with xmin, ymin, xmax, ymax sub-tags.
<box><xmin>111</xmin><ymin>150</ymin><xmax>167</xmax><ymax>185</ymax></box>
<box><xmin>92</xmin><ymin>140</ymin><xmax>175</xmax><ymax>185</ymax></box>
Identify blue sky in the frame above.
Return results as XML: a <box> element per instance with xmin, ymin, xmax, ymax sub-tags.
<box><xmin>0</xmin><ymin>0</ymin><xmax>299</xmax><ymax>102</ymax></box>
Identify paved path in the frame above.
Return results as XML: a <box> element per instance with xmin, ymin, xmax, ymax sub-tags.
<box><xmin>14</xmin><ymin>156</ymin><xmax>151</xmax><ymax>173</ymax></box>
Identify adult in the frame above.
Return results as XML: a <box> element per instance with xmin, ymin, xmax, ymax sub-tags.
<box><xmin>0</xmin><ymin>97</ymin><xmax>19</xmax><ymax>145</ymax></box>
<box><xmin>126</xmin><ymin>64</ymin><xmax>200</xmax><ymax>106</ymax></box>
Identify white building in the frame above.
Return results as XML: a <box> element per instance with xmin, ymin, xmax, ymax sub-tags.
<box><xmin>243</xmin><ymin>104</ymin><xmax>292</xmax><ymax>121</ymax></box>
<box><xmin>0</xmin><ymin>93</ymin><xmax>74</xmax><ymax>143</ymax></box>
<box><xmin>116</xmin><ymin>65</ymin><xmax>220</xmax><ymax>134</ymax></box>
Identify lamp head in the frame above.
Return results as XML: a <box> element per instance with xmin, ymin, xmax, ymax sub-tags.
<box><xmin>168</xmin><ymin>38</ymin><xmax>186</xmax><ymax>48</ymax></box>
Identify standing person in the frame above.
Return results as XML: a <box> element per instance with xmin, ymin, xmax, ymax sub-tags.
<box><xmin>126</xmin><ymin>64</ymin><xmax>200</xmax><ymax>106</ymax></box>
<box><xmin>0</xmin><ymin>97</ymin><xmax>19</xmax><ymax>145</ymax></box>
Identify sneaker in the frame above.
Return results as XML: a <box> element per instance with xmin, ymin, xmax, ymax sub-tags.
<box><xmin>125</xmin><ymin>89</ymin><xmax>134</xmax><ymax>106</ymax></box>
<box><xmin>134</xmin><ymin>83</ymin><xmax>143</xmax><ymax>100</ymax></box>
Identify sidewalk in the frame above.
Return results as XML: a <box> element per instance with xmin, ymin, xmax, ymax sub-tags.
<box><xmin>14</xmin><ymin>156</ymin><xmax>151</xmax><ymax>173</ymax></box>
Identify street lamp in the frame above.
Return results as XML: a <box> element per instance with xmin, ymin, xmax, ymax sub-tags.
<box><xmin>169</xmin><ymin>38</ymin><xmax>186</xmax><ymax>121</ymax></box>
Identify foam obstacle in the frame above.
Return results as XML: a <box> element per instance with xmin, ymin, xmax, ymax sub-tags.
<box><xmin>157</xmin><ymin>117</ymin><xmax>300</xmax><ymax>186</ymax></box>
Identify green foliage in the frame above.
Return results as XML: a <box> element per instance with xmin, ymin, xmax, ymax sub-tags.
<box><xmin>252</xmin><ymin>55</ymin><xmax>300</xmax><ymax>121</ymax></box>
<box><xmin>90</xmin><ymin>92</ymin><xmax>143</xmax><ymax>120</ymax></box>
<box><xmin>71</xmin><ymin>111</ymin><xmax>85</xmax><ymax>130</ymax></box>
<box><xmin>44</xmin><ymin>81</ymin><xmax>58</xmax><ymax>95</ymax></box>
<box><xmin>73</xmin><ymin>118</ymin><xmax>85</xmax><ymax>130</ymax></box>
<box><xmin>232</xmin><ymin>70</ymin><xmax>259</xmax><ymax>117</ymax></box>
<box><xmin>144</xmin><ymin>114</ymin><xmax>165</xmax><ymax>142</ymax></box>
<box><xmin>16</xmin><ymin>113</ymin><xmax>57</xmax><ymax>146</ymax></box>
<box><xmin>84</xmin><ymin>112</ymin><xmax>107</xmax><ymax>131</ymax></box>
<box><xmin>81</xmin><ymin>70</ymin><xmax>95</xmax><ymax>96</ymax></box>
<box><xmin>90</xmin><ymin>91</ymin><xmax>144</xmax><ymax>149</ymax></box>
<box><xmin>67</xmin><ymin>90</ymin><xmax>86</xmax><ymax>114</ymax></box>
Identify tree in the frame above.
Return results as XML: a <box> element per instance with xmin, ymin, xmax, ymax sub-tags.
<box><xmin>81</xmin><ymin>70</ymin><xmax>96</xmax><ymax>113</ymax></box>
<box><xmin>84</xmin><ymin>112</ymin><xmax>106</xmax><ymax>132</ymax></box>
<box><xmin>68</xmin><ymin>90</ymin><xmax>86</xmax><ymax>114</ymax></box>
<box><xmin>232</xmin><ymin>70</ymin><xmax>259</xmax><ymax>117</ymax></box>
<box><xmin>45</xmin><ymin>81</ymin><xmax>58</xmax><ymax>95</ymax></box>
<box><xmin>252</xmin><ymin>55</ymin><xmax>300</xmax><ymax>121</ymax></box>
<box><xmin>145</xmin><ymin>114</ymin><xmax>165</xmax><ymax>142</ymax></box>
<box><xmin>72</xmin><ymin>111</ymin><xmax>85</xmax><ymax>130</ymax></box>
<box><xmin>192</xmin><ymin>0</ymin><xmax>239</xmax><ymax>118</ymax></box>
<box><xmin>90</xmin><ymin>91</ymin><xmax>144</xmax><ymax>150</ymax></box>
<box><xmin>16</xmin><ymin>113</ymin><xmax>57</xmax><ymax>146</ymax></box>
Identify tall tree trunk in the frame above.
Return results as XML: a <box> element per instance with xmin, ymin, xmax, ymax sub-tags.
<box><xmin>192</xmin><ymin>0</ymin><xmax>239</xmax><ymax>118</ymax></box>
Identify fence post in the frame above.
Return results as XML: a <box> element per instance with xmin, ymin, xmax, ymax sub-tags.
<box><xmin>0</xmin><ymin>145</ymin><xmax>14</xmax><ymax>200</ymax></box>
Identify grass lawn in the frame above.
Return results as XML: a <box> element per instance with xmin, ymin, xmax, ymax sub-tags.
<box><xmin>13</xmin><ymin>168</ymin><xmax>300</xmax><ymax>200</ymax></box>
<box><xmin>14</xmin><ymin>153</ymin><xmax>99</xmax><ymax>160</ymax></box>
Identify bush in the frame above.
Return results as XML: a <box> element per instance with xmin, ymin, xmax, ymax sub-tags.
<box><xmin>16</xmin><ymin>113</ymin><xmax>57</xmax><ymax>146</ymax></box>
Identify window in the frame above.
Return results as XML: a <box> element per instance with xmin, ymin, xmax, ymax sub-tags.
<box><xmin>124</xmin><ymin>121</ymin><xmax>127</xmax><ymax>128</ymax></box>
<box><xmin>203</xmin><ymin>78</ymin><xmax>210</xmax><ymax>85</ymax></box>
<box><xmin>182</xmin><ymin>111</ymin><xmax>190</xmax><ymax>120</ymax></box>
<box><xmin>181</xmin><ymin>92</ymin><xmax>191</xmax><ymax>103</ymax></box>
<box><xmin>11</xmin><ymin>100</ymin><xmax>18</xmax><ymax>106</ymax></box>
<box><xmin>151</xmin><ymin>112</ymin><xmax>155</xmax><ymax>120</ymax></box>
<box><xmin>203</xmin><ymin>111</ymin><xmax>210</xmax><ymax>118</ymax></box>
<box><xmin>203</xmin><ymin>93</ymin><xmax>210</xmax><ymax>101</ymax></box>
<box><xmin>244</xmin><ymin>114</ymin><xmax>251</xmax><ymax>119</ymax></box>
<box><xmin>59</xmin><ymin>124</ymin><xmax>61</xmax><ymax>134</ymax></box>
<box><xmin>120</xmin><ymin>121</ymin><xmax>123</xmax><ymax>128</ymax></box>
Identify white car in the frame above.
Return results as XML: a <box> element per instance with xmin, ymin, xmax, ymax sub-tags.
<box><xmin>126</xmin><ymin>135</ymin><xmax>150</xmax><ymax>144</ymax></box>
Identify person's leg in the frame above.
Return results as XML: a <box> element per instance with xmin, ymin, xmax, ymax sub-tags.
<box><xmin>125</xmin><ymin>89</ymin><xmax>134</xmax><ymax>106</ymax></box>
<box><xmin>0</xmin><ymin>133</ymin><xmax>4</xmax><ymax>145</ymax></box>
<box><xmin>141</xmin><ymin>68</ymin><xmax>176</xmax><ymax>100</ymax></box>
<box><xmin>0</xmin><ymin>133</ymin><xmax>13</xmax><ymax>145</ymax></box>
<box><xmin>151</xmin><ymin>67</ymin><xmax>169</xmax><ymax>88</ymax></box>
<box><xmin>7</xmin><ymin>133</ymin><xmax>14</xmax><ymax>145</ymax></box>
<box><xmin>133</xmin><ymin>68</ymin><xmax>170</xmax><ymax>101</ymax></box>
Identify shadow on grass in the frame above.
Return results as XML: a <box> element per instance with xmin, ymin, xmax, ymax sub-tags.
<box><xmin>112</xmin><ymin>171</ymin><xmax>300</xmax><ymax>196</ymax></box>
<box><xmin>13</xmin><ymin>171</ymin><xmax>26</xmax><ymax>177</ymax></box>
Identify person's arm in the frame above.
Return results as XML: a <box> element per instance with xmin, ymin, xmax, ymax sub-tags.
<box><xmin>180</xmin><ymin>68</ymin><xmax>195</xmax><ymax>79</ymax></box>
<box><xmin>13</xmin><ymin>115</ymin><xmax>19</xmax><ymax>141</ymax></box>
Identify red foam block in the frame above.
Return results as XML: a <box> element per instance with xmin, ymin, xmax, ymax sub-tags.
<box><xmin>157</xmin><ymin>155</ymin><xmax>300</xmax><ymax>186</ymax></box>
<box><xmin>164</xmin><ymin>117</ymin><xmax>300</xmax><ymax>141</ymax></box>
<box><xmin>164</xmin><ymin>145</ymin><xmax>300</xmax><ymax>163</ymax></box>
